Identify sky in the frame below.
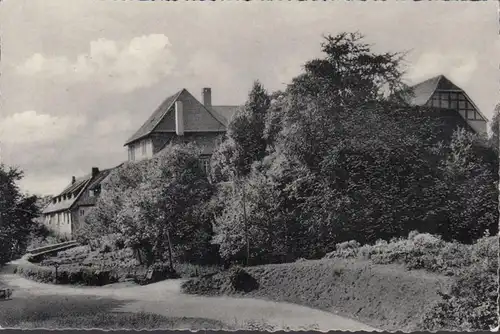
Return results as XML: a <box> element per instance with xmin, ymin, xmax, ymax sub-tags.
<box><xmin>0</xmin><ymin>0</ymin><xmax>499</xmax><ymax>196</ymax></box>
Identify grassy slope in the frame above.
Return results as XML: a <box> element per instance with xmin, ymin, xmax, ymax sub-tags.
<box><xmin>184</xmin><ymin>258</ymin><xmax>451</xmax><ymax>332</ymax></box>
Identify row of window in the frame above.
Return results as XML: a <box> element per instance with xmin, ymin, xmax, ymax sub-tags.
<box><xmin>47</xmin><ymin>212</ymin><xmax>71</xmax><ymax>225</ymax></box>
<box><xmin>52</xmin><ymin>193</ymin><xmax>75</xmax><ymax>204</ymax></box>
<box><xmin>427</xmin><ymin>91</ymin><xmax>484</xmax><ymax>121</ymax></box>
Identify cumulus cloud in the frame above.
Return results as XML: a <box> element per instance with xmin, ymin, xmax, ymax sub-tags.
<box><xmin>0</xmin><ymin>110</ymin><xmax>86</xmax><ymax>145</ymax></box>
<box><xmin>17</xmin><ymin>34</ymin><xmax>176</xmax><ymax>93</ymax></box>
<box><xmin>408</xmin><ymin>51</ymin><xmax>478</xmax><ymax>85</ymax></box>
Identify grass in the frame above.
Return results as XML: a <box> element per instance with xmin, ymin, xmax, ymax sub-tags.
<box><xmin>0</xmin><ymin>294</ymin><xmax>228</xmax><ymax>330</ymax></box>
<box><xmin>183</xmin><ymin>258</ymin><xmax>451</xmax><ymax>332</ymax></box>
<box><xmin>182</xmin><ymin>232</ymin><xmax>499</xmax><ymax>331</ymax></box>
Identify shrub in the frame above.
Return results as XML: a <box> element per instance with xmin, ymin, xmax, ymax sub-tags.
<box><xmin>15</xmin><ymin>261</ymin><xmax>119</xmax><ymax>286</ymax></box>
<box><xmin>421</xmin><ymin>236</ymin><xmax>499</xmax><ymax>331</ymax></box>
<box><xmin>324</xmin><ymin>240</ymin><xmax>361</xmax><ymax>259</ymax></box>
<box><xmin>225</xmin><ymin>266</ymin><xmax>259</xmax><ymax>293</ymax></box>
<box><xmin>325</xmin><ymin>231</ymin><xmax>476</xmax><ymax>275</ymax></box>
<box><xmin>182</xmin><ymin>266</ymin><xmax>259</xmax><ymax>295</ymax></box>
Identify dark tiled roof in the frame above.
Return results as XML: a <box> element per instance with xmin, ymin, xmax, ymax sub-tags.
<box><xmin>42</xmin><ymin>178</ymin><xmax>90</xmax><ymax>214</ymax></box>
<box><xmin>210</xmin><ymin>106</ymin><xmax>242</xmax><ymax>126</ymax></box>
<box><xmin>409</xmin><ymin>74</ymin><xmax>462</xmax><ymax>106</ymax></box>
<box><xmin>75</xmin><ymin>166</ymin><xmax>120</xmax><ymax>207</ymax></box>
<box><xmin>42</xmin><ymin>165</ymin><xmax>122</xmax><ymax>214</ymax></box>
<box><xmin>124</xmin><ymin>89</ymin><xmax>236</xmax><ymax>146</ymax></box>
<box><xmin>124</xmin><ymin>90</ymin><xmax>184</xmax><ymax>145</ymax></box>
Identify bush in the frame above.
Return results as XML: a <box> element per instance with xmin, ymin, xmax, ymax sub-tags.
<box><xmin>15</xmin><ymin>261</ymin><xmax>120</xmax><ymax>286</ymax></box>
<box><xmin>181</xmin><ymin>266</ymin><xmax>259</xmax><ymax>295</ymax></box>
<box><xmin>421</xmin><ymin>236</ymin><xmax>499</xmax><ymax>331</ymax></box>
<box><xmin>324</xmin><ymin>240</ymin><xmax>361</xmax><ymax>259</ymax></box>
<box><xmin>225</xmin><ymin>266</ymin><xmax>259</xmax><ymax>293</ymax></box>
<box><xmin>325</xmin><ymin>231</ymin><xmax>476</xmax><ymax>275</ymax></box>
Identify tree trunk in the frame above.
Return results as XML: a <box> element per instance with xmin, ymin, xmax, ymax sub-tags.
<box><xmin>166</xmin><ymin>228</ymin><xmax>174</xmax><ymax>270</ymax></box>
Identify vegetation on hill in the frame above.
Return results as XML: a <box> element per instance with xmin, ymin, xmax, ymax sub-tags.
<box><xmin>182</xmin><ymin>232</ymin><xmax>498</xmax><ymax>332</ymax></box>
<box><xmin>44</xmin><ymin>32</ymin><xmax>498</xmax><ymax>330</ymax></box>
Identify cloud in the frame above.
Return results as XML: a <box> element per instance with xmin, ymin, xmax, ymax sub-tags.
<box><xmin>17</xmin><ymin>34</ymin><xmax>176</xmax><ymax>93</ymax></box>
<box><xmin>0</xmin><ymin>110</ymin><xmax>86</xmax><ymax>145</ymax></box>
<box><xmin>18</xmin><ymin>174</ymin><xmax>73</xmax><ymax>196</ymax></box>
<box><xmin>408</xmin><ymin>51</ymin><xmax>478</xmax><ymax>85</ymax></box>
<box><xmin>95</xmin><ymin>114</ymin><xmax>135</xmax><ymax>137</ymax></box>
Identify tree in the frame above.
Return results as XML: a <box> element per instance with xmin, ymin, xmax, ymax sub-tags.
<box><xmin>0</xmin><ymin>164</ymin><xmax>39</xmax><ymax>264</ymax></box>
<box><xmin>488</xmin><ymin>103</ymin><xmax>500</xmax><ymax>153</ymax></box>
<box><xmin>211</xmin><ymin>81</ymin><xmax>271</xmax><ymax>181</ymax></box>
<box><xmin>80</xmin><ymin>144</ymin><xmax>216</xmax><ymax>268</ymax></box>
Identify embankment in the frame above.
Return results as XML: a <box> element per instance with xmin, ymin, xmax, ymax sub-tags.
<box><xmin>182</xmin><ymin>258</ymin><xmax>452</xmax><ymax>332</ymax></box>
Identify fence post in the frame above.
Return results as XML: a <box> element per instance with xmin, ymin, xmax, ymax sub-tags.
<box><xmin>54</xmin><ymin>264</ymin><xmax>59</xmax><ymax>284</ymax></box>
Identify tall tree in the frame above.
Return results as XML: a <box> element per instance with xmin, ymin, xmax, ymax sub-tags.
<box><xmin>0</xmin><ymin>165</ymin><xmax>39</xmax><ymax>264</ymax></box>
<box><xmin>211</xmin><ymin>81</ymin><xmax>271</xmax><ymax>181</ymax></box>
<box><xmin>81</xmin><ymin>144</ymin><xmax>215</xmax><ymax>267</ymax></box>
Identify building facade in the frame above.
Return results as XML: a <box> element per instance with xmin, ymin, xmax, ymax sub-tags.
<box><xmin>42</xmin><ymin>166</ymin><xmax>117</xmax><ymax>238</ymax></box>
<box><xmin>409</xmin><ymin>75</ymin><xmax>488</xmax><ymax>135</ymax></box>
<box><xmin>124</xmin><ymin>88</ymin><xmax>240</xmax><ymax>172</ymax></box>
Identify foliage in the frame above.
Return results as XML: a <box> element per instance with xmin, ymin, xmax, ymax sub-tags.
<box><xmin>0</xmin><ymin>164</ymin><xmax>40</xmax><ymax>264</ymax></box>
<box><xmin>77</xmin><ymin>144</ymin><xmax>217</xmax><ymax>267</ymax></box>
<box><xmin>421</xmin><ymin>236</ymin><xmax>499</xmax><ymax>331</ymax></box>
<box><xmin>210</xmin><ymin>81</ymin><xmax>271</xmax><ymax>182</ymax></box>
<box><xmin>15</xmin><ymin>261</ymin><xmax>120</xmax><ymax>286</ymax></box>
<box><xmin>489</xmin><ymin>103</ymin><xmax>500</xmax><ymax>152</ymax></box>
<box><xmin>211</xmin><ymin>33</ymin><xmax>498</xmax><ymax>266</ymax></box>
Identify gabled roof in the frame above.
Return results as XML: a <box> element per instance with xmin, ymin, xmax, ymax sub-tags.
<box><xmin>42</xmin><ymin>178</ymin><xmax>90</xmax><ymax>214</ymax></box>
<box><xmin>210</xmin><ymin>106</ymin><xmax>242</xmax><ymax>126</ymax></box>
<box><xmin>409</xmin><ymin>74</ymin><xmax>488</xmax><ymax>123</ymax></box>
<box><xmin>124</xmin><ymin>89</ymin><xmax>184</xmax><ymax>145</ymax></box>
<box><xmin>409</xmin><ymin>75</ymin><xmax>462</xmax><ymax>106</ymax></box>
<box><xmin>124</xmin><ymin>89</ymin><xmax>236</xmax><ymax>146</ymax></box>
<box><xmin>42</xmin><ymin>165</ymin><xmax>121</xmax><ymax>214</ymax></box>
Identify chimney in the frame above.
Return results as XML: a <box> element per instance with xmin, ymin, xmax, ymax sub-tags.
<box><xmin>175</xmin><ymin>100</ymin><xmax>184</xmax><ymax>136</ymax></box>
<box><xmin>91</xmin><ymin>167</ymin><xmax>99</xmax><ymax>178</ymax></box>
<box><xmin>202</xmin><ymin>87</ymin><xmax>212</xmax><ymax>107</ymax></box>
<box><xmin>71</xmin><ymin>176</ymin><xmax>76</xmax><ymax>184</ymax></box>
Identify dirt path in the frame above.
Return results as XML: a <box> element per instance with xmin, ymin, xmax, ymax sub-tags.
<box><xmin>1</xmin><ymin>263</ymin><xmax>379</xmax><ymax>332</ymax></box>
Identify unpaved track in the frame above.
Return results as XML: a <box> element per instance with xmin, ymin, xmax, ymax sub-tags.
<box><xmin>1</xmin><ymin>263</ymin><xmax>379</xmax><ymax>332</ymax></box>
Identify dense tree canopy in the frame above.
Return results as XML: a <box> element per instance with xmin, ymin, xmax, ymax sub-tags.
<box><xmin>77</xmin><ymin>144</ymin><xmax>216</xmax><ymax>267</ymax></box>
<box><xmin>210</xmin><ymin>33</ymin><xmax>498</xmax><ymax>263</ymax></box>
<box><xmin>79</xmin><ymin>32</ymin><xmax>498</xmax><ymax>268</ymax></box>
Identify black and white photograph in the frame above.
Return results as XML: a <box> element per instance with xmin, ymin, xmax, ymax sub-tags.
<box><xmin>0</xmin><ymin>0</ymin><xmax>498</xmax><ymax>332</ymax></box>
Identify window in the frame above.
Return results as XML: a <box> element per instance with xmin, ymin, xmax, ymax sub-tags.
<box><xmin>89</xmin><ymin>190</ymin><xmax>94</xmax><ymax>197</ymax></box>
<box><xmin>439</xmin><ymin>93</ymin><xmax>449</xmax><ymax>109</ymax></box>
<box><xmin>141</xmin><ymin>140</ymin><xmax>147</xmax><ymax>155</ymax></box>
<box><xmin>129</xmin><ymin>146</ymin><xmax>136</xmax><ymax>161</ymax></box>
<box><xmin>80</xmin><ymin>209</ymin><xmax>85</xmax><ymax>216</ymax></box>
<box><xmin>200</xmin><ymin>157</ymin><xmax>210</xmax><ymax>174</ymax></box>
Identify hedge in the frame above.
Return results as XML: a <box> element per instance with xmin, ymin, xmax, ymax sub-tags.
<box><xmin>15</xmin><ymin>261</ymin><xmax>119</xmax><ymax>286</ymax></box>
